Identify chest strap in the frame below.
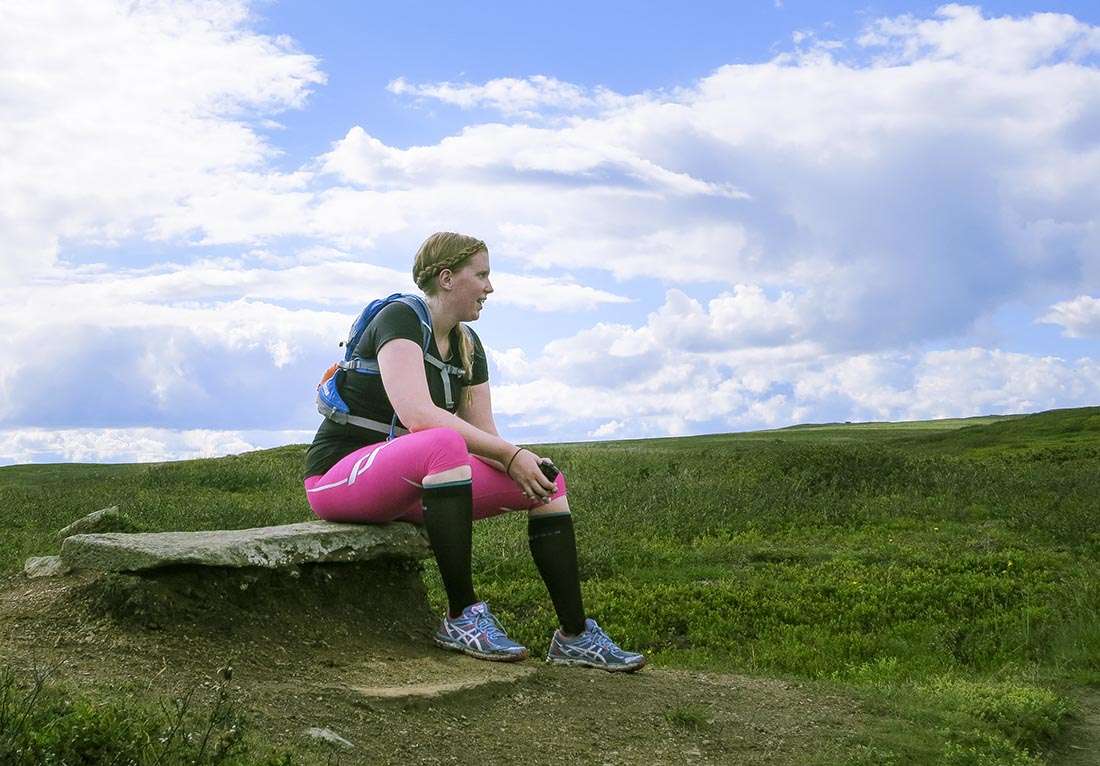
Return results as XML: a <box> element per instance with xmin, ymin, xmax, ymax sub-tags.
<box><xmin>342</xmin><ymin>354</ymin><xmax>467</xmax><ymax>409</ymax></box>
<box><xmin>317</xmin><ymin>401</ymin><xmax>410</xmax><ymax>437</ymax></box>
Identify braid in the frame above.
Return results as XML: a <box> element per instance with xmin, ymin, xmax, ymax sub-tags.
<box><xmin>414</xmin><ymin>239</ymin><xmax>486</xmax><ymax>289</ymax></box>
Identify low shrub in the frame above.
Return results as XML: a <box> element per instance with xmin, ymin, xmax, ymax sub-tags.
<box><xmin>0</xmin><ymin>665</ymin><xmax>293</xmax><ymax>766</ymax></box>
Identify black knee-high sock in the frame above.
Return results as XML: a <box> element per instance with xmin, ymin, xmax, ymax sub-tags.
<box><xmin>528</xmin><ymin>513</ymin><xmax>586</xmax><ymax>636</ymax></box>
<box><xmin>422</xmin><ymin>481</ymin><xmax>477</xmax><ymax>618</ymax></box>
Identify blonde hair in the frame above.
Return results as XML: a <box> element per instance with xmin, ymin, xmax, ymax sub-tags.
<box><xmin>412</xmin><ymin>232</ymin><xmax>487</xmax><ymax>389</ymax></box>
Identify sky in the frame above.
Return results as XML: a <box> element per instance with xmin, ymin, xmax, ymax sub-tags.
<box><xmin>2</xmin><ymin>1</ymin><xmax>1099</xmax><ymax>465</ymax></box>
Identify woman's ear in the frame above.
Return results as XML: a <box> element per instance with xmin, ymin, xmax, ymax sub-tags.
<box><xmin>436</xmin><ymin>268</ymin><xmax>454</xmax><ymax>290</ymax></box>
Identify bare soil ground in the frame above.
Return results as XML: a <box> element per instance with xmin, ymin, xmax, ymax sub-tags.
<box><xmin>0</xmin><ymin>564</ymin><xmax>865</xmax><ymax>765</ymax></box>
<box><xmin>1049</xmin><ymin>691</ymin><xmax>1100</xmax><ymax>766</ymax></box>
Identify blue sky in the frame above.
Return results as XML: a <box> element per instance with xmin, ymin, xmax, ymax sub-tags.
<box><xmin>2</xmin><ymin>1</ymin><xmax>1099</xmax><ymax>464</ymax></box>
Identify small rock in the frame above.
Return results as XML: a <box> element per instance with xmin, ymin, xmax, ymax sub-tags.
<box><xmin>24</xmin><ymin>556</ymin><xmax>70</xmax><ymax>578</ymax></box>
<box><xmin>56</xmin><ymin>506</ymin><xmax>135</xmax><ymax>541</ymax></box>
<box><xmin>304</xmin><ymin>727</ymin><xmax>354</xmax><ymax>749</ymax></box>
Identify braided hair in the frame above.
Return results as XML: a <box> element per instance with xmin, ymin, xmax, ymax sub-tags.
<box><xmin>412</xmin><ymin>232</ymin><xmax>487</xmax><ymax>391</ymax></box>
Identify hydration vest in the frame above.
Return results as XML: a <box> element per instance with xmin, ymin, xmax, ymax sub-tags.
<box><xmin>315</xmin><ymin>293</ymin><xmax>468</xmax><ymax>440</ymax></box>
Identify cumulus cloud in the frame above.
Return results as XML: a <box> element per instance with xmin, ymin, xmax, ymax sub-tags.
<box><xmin>321</xmin><ymin>123</ymin><xmax>744</xmax><ymax>199</ymax></box>
<box><xmin>1039</xmin><ymin>295</ymin><xmax>1100</xmax><ymax>338</ymax></box>
<box><xmin>496</xmin><ymin>340</ymin><xmax>1100</xmax><ymax>444</ymax></box>
<box><xmin>857</xmin><ymin>4</ymin><xmax>1100</xmax><ymax>68</ymax></box>
<box><xmin>0</xmin><ymin>258</ymin><xmax>629</xmax><ymax>431</ymax></box>
<box><xmin>350</xmin><ymin>5</ymin><xmax>1100</xmax><ymax>353</ymax></box>
<box><xmin>0</xmin><ymin>0</ymin><xmax>324</xmax><ymax>276</ymax></box>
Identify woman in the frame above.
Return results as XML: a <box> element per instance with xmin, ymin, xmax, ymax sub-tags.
<box><xmin>303</xmin><ymin>232</ymin><xmax>645</xmax><ymax>672</ymax></box>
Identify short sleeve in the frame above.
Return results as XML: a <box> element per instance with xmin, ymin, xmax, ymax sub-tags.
<box><xmin>465</xmin><ymin>325</ymin><xmax>489</xmax><ymax>386</ymax></box>
<box><xmin>356</xmin><ymin>301</ymin><xmax>422</xmax><ymax>358</ymax></box>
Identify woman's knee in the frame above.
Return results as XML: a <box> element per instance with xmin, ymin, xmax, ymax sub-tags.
<box><xmin>414</xmin><ymin>427</ymin><xmax>469</xmax><ymax>474</ymax></box>
<box><xmin>528</xmin><ymin>493</ymin><xmax>570</xmax><ymax>517</ymax></box>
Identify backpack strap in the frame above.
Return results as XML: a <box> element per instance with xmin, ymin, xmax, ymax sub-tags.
<box><xmin>315</xmin><ymin>402</ymin><xmax>409</xmax><ymax>437</ymax></box>
<box><xmin>317</xmin><ymin>294</ymin><xmax>471</xmax><ymax>440</ymax></box>
<box><xmin>343</xmin><ymin>294</ymin><xmax>469</xmax><ymax>409</ymax></box>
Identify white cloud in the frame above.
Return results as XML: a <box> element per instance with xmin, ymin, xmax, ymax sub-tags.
<box><xmin>321</xmin><ymin>124</ymin><xmax>743</xmax><ymax>198</ymax></box>
<box><xmin>589</xmin><ymin>419</ymin><xmax>626</xmax><ymax>438</ymax></box>
<box><xmin>3</xmin><ymin>258</ymin><xmax>625</xmax><ymax>315</ymax></box>
<box><xmin>0</xmin><ymin>0</ymin><xmax>324</xmax><ymax>276</ymax></box>
<box><xmin>858</xmin><ymin>4</ymin><xmax>1100</xmax><ymax>69</ymax></box>
<box><xmin>496</xmin><ymin>340</ymin><xmax>1100</xmax><ymax>443</ymax></box>
<box><xmin>386</xmin><ymin>75</ymin><xmax>632</xmax><ymax>116</ymax></box>
<box><xmin>0</xmin><ymin>257</ymin><xmax>631</xmax><ymax>431</ymax></box>
<box><xmin>1039</xmin><ymin>295</ymin><xmax>1100</xmax><ymax>338</ymax></box>
<box><xmin>0</xmin><ymin>427</ymin><xmax>311</xmax><ymax>466</ymax></box>
<box><xmin>344</xmin><ymin>5</ymin><xmax>1100</xmax><ymax>353</ymax></box>
<box><xmin>909</xmin><ymin>349</ymin><xmax>1100</xmax><ymax>418</ymax></box>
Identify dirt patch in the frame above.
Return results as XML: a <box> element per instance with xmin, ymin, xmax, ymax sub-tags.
<box><xmin>1050</xmin><ymin>690</ymin><xmax>1100</xmax><ymax>766</ymax></box>
<box><xmin>0</xmin><ymin>567</ymin><xmax>863</xmax><ymax>765</ymax></box>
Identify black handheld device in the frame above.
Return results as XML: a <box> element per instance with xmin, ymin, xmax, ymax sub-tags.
<box><xmin>539</xmin><ymin>461</ymin><xmax>560</xmax><ymax>482</ymax></box>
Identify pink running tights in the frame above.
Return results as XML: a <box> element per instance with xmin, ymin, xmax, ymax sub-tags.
<box><xmin>303</xmin><ymin>427</ymin><xmax>568</xmax><ymax>524</ymax></box>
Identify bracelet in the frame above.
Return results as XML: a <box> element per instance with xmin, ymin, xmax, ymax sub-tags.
<box><xmin>505</xmin><ymin>447</ymin><xmax>526</xmax><ymax>476</ymax></box>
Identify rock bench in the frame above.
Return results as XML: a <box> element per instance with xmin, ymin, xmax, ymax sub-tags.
<box><xmin>25</xmin><ymin>507</ymin><xmax>431</xmax><ymax>577</ymax></box>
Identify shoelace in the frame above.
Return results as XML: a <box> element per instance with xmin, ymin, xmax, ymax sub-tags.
<box><xmin>476</xmin><ymin>612</ymin><xmax>509</xmax><ymax>642</ymax></box>
<box><xmin>586</xmin><ymin>623</ymin><xmax>617</xmax><ymax>651</ymax></box>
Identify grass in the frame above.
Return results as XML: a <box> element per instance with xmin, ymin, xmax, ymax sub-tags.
<box><xmin>0</xmin><ymin>664</ymin><xmax>296</xmax><ymax>765</ymax></box>
<box><xmin>3</xmin><ymin>405</ymin><xmax>1100</xmax><ymax>764</ymax></box>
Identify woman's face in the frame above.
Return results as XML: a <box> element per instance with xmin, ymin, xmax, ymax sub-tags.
<box><xmin>445</xmin><ymin>249</ymin><xmax>493</xmax><ymax>321</ymax></box>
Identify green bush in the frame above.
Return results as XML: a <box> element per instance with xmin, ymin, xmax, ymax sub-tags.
<box><xmin>939</xmin><ymin>729</ymin><xmax>1042</xmax><ymax>766</ymax></box>
<box><xmin>0</xmin><ymin>666</ymin><xmax>293</xmax><ymax>766</ymax></box>
<box><xmin>923</xmin><ymin>677</ymin><xmax>1071</xmax><ymax>751</ymax></box>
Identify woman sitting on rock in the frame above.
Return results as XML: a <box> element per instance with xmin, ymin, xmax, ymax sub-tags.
<box><xmin>303</xmin><ymin>232</ymin><xmax>645</xmax><ymax>672</ymax></box>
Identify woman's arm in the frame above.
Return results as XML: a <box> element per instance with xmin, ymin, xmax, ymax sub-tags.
<box><xmin>456</xmin><ymin>381</ymin><xmax>505</xmax><ymax>470</ymax></box>
<box><xmin>377</xmin><ymin>339</ymin><xmax>555</xmax><ymax>499</ymax></box>
<box><xmin>376</xmin><ymin>338</ymin><xmax>515</xmax><ymax>465</ymax></box>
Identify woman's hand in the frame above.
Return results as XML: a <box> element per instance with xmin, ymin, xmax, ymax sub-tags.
<box><xmin>506</xmin><ymin>448</ymin><xmax>557</xmax><ymax>503</ymax></box>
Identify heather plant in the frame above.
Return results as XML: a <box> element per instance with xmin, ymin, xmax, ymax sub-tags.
<box><xmin>0</xmin><ymin>664</ymin><xmax>293</xmax><ymax>766</ymax></box>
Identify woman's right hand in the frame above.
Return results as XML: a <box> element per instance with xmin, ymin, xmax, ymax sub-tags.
<box><xmin>506</xmin><ymin>448</ymin><xmax>557</xmax><ymax>503</ymax></box>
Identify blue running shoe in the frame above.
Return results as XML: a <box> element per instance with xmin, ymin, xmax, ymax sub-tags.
<box><xmin>545</xmin><ymin>618</ymin><xmax>646</xmax><ymax>672</ymax></box>
<box><xmin>433</xmin><ymin>602</ymin><xmax>528</xmax><ymax>662</ymax></box>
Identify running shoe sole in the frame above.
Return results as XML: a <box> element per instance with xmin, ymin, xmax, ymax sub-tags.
<box><xmin>433</xmin><ymin>634</ymin><xmax>529</xmax><ymax>662</ymax></box>
<box><xmin>545</xmin><ymin>655</ymin><xmax>646</xmax><ymax>672</ymax></box>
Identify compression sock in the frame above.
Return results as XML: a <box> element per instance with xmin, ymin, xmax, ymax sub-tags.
<box><xmin>422</xmin><ymin>480</ymin><xmax>477</xmax><ymax>618</ymax></box>
<box><xmin>528</xmin><ymin>513</ymin><xmax>586</xmax><ymax>636</ymax></box>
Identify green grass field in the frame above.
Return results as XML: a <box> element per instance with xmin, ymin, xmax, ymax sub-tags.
<box><xmin>2</xmin><ymin>406</ymin><xmax>1099</xmax><ymax>764</ymax></box>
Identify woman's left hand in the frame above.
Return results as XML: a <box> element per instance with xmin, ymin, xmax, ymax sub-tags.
<box><xmin>507</xmin><ymin>448</ymin><xmax>557</xmax><ymax>503</ymax></box>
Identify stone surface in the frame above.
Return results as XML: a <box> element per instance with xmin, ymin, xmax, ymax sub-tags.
<box><xmin>304</xmin><ymin>727</ymin><xmax>354</xmax><ymax>749</ymax></box>
<box><xmin>350</xmin><ymin>664</ymin><xmax>536</xmax><ymax>701</ymax></box>
<box><xmin>60</xmin><ymin>521</ymin><xmax>430</xmax><ymax>573</ymax></box>
<box><xmin>56</xmin><ymin>506</ymin><xmax>135</xmax><ymax>541</ymax></box>
<box><xmin>24</xmin><ymin>555</ymin><xmax>70</xmax><ymax>578</ymax></box>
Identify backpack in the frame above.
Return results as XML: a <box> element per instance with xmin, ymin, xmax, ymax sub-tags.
<box><xmin>315</xmin><ymin>293</ymin><xmax>468</xmax><ymax>440</ymax></box>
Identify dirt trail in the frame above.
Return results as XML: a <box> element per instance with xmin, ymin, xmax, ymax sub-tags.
<box><xmin>1051</xmin><ymin>691</ymin><xmax>1100</xmax><ymax>766</ymax></box>
<box><xmin>0</xmin><ymin>567</ymin><xmax>869</xmax><ymax>764</ymax></box>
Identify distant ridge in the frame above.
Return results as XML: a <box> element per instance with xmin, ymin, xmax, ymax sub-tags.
<box><xmin>891</xmin><ymin>405</ymin><xmax>1100</xmax><ymax>454</ymax></box>
<box><xmin>774</xmin><ymin>413</ymin><xmax>1022</xmax><ymax>432</ymax></box>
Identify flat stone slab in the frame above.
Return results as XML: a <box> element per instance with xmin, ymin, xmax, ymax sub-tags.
<box><xmin>60</xmin><ymin>521</ymin><xmax>430</xmax><ymax>573</ymax></box>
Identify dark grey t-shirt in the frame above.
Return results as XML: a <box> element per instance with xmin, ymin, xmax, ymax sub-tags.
<box><xmin>304</xmin><ymin>301</ymin><xmax>489</xmax><ymax>478</ymax></box>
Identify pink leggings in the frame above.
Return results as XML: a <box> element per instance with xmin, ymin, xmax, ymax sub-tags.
<box><xmin>303</xmin><ymin>427</ymin><xmax>568</xmax><ymax>524</ymax></box>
